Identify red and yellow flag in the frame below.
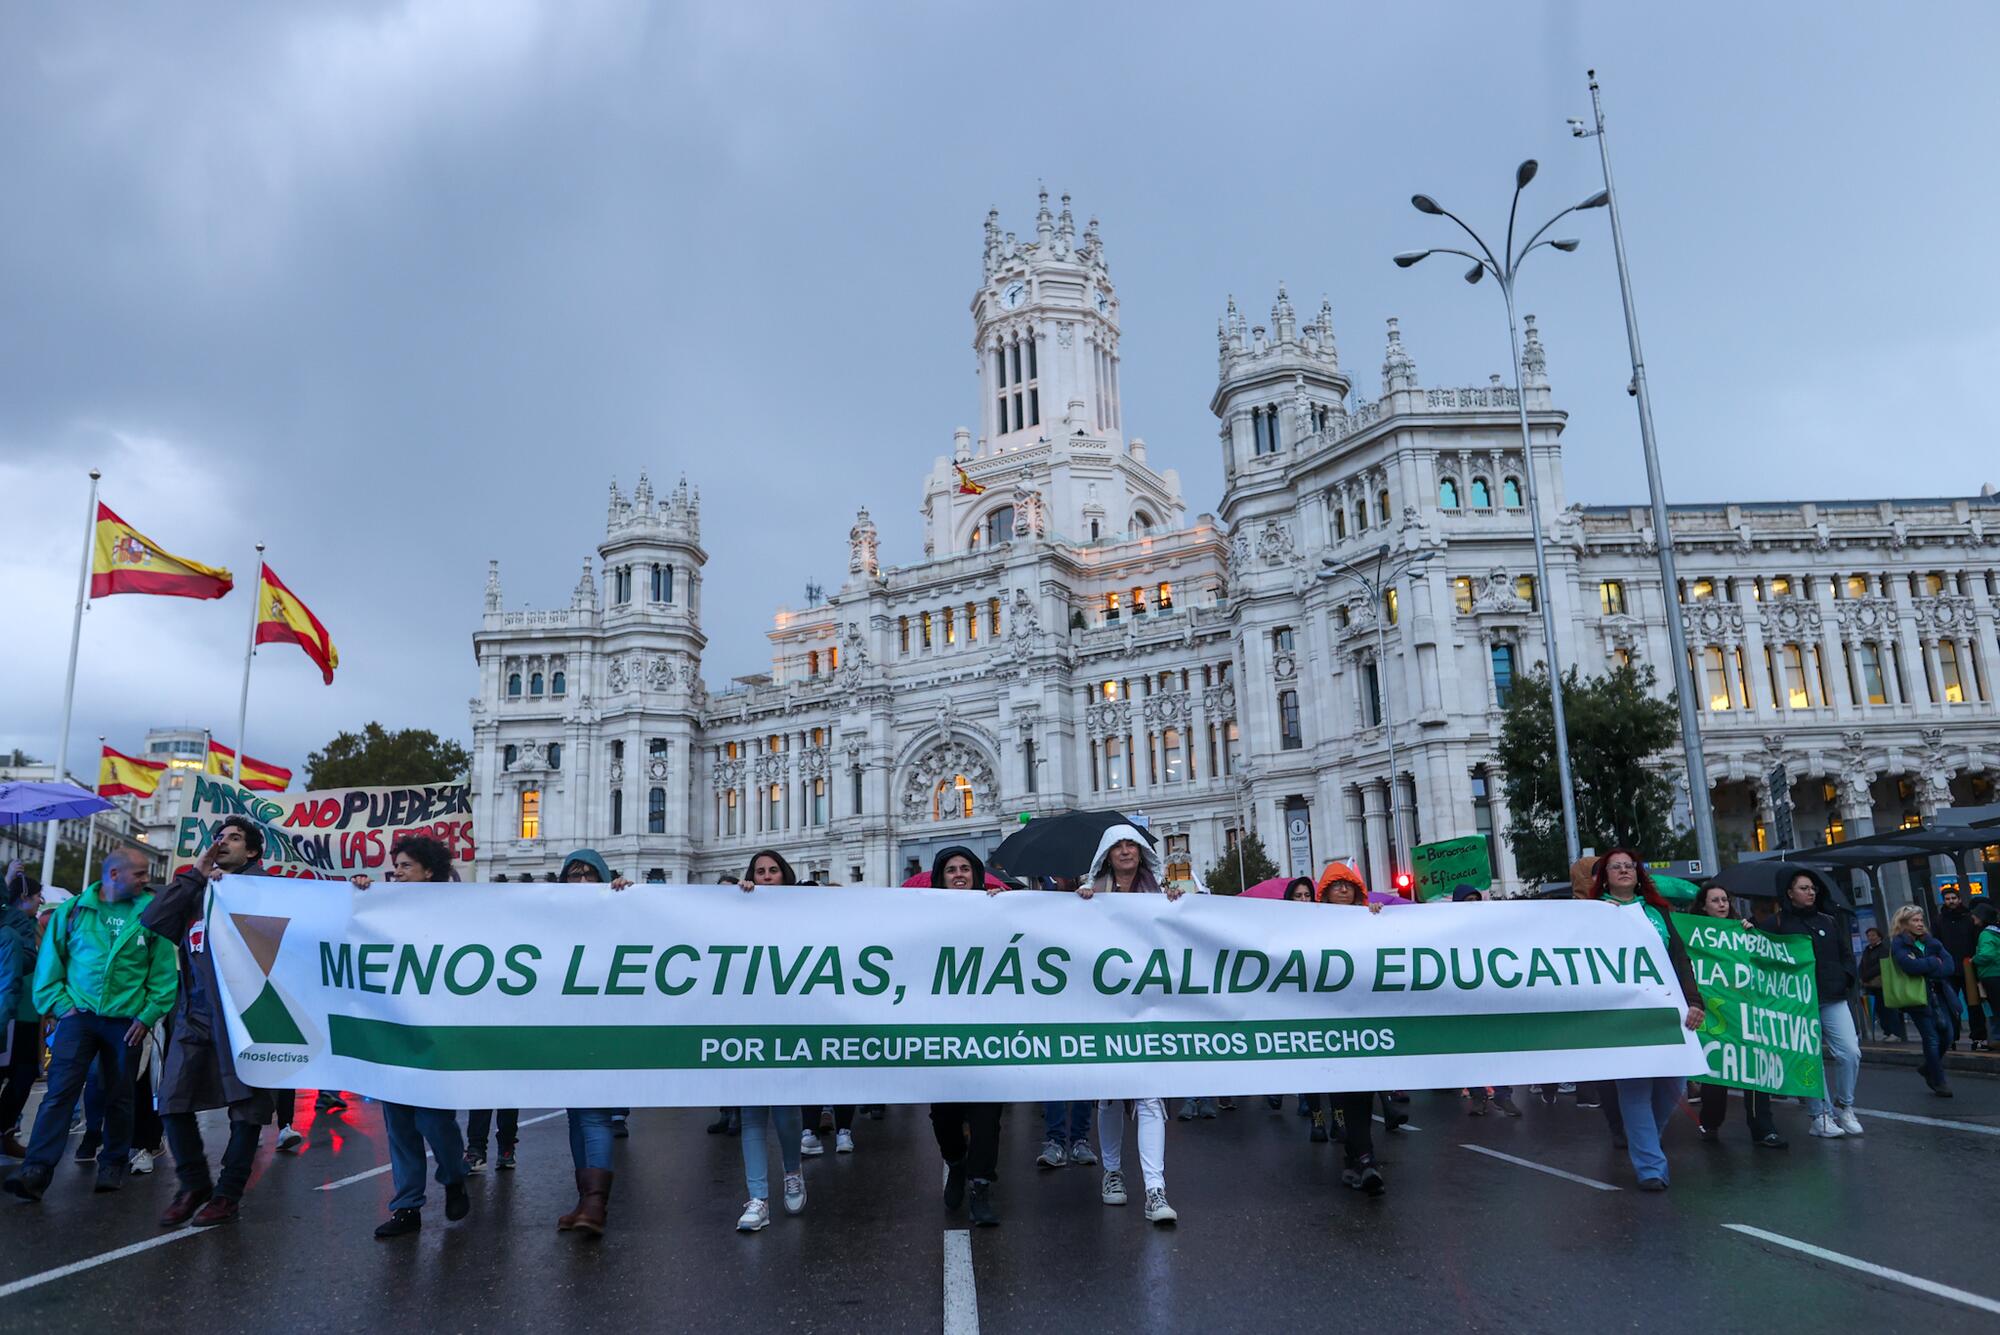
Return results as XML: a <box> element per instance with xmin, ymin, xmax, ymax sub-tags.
<box><xmin>90</xmin><ymin>503</ymin><xmax>233</xmax><ymax>600</ymax></box>
<box><xmin>955</xmin><ymin>466</ymin><xmax>985</xmax><ymax>496</ymax></box>
<box><xmin>205</xmin><ymin>740</ymin><xmax>294</xmax><ymax>792</ymax></box>
<box><xmin>254</xmin><ymin>563</ymin><xmax>338</xmax><ymax>685</ymax></box>
<box><xmin>98</xmin><ymin>746</ymin><xmax>167</xmax><ymax>799</ymax></box>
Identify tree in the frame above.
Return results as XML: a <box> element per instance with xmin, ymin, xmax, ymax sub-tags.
<box><xmin>306</xmin><ymin>723</ymin><xmax>471</xmax><ymax>789</ymax></box>
<box><xmin>1200</xmin><ymin>831</ymin><xmax>1279</xmax><ymax>897</ymax></box>
<box><xmin>1494</xmin><ymin>663</ymin><xmax>1696</xmax><ymax>885</ymax></box>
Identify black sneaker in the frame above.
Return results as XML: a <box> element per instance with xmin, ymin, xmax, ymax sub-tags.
<box><xmin>706</xmin><ymin>1109</ymin><xmax>733</xmax><ymax>1134</ymax></box>
<box><xmin>4</xmin><ymin>1166</ymin><xmax>52</xmax><ymax>1201</ymax></box>
<box><xmin>1341</xmin><ymin>1163</ymin><xmax>1386</xmax><ymax>1196</ymax></box>
<box><xmin>1494</xmin><ymin>1095</ymin><xmax>1522</xmax><ymax>1118</ymax></box>
<box><xmin>463</xmin><ymin>1149</ymin><xmax>488</xmax><ymax>1174</ymax></box>
<box><xmin>612</xmin><ymin>1118</ymin><xmax>630</xmax><ymax>1139</ymax></box>
<box><xmin>316</xmin><ymin>1092</ymin><xmax>348</xmax><ymax>1113</ymax></box>
<box><xmin>942</xmin><ymin>1157</ymin><xmax>966</xmax><ymax>1210</ymax></box>
<box><xmin>374</xmin><ymin>1208</ymin><xmax>421</xmax><ymax>1238</ymax></box>
<box><xmin>445</xmin><ymin>1181</ymin><xmax>470</xmax><ymax>1222</ymax></box>
<box><xmin>74</xmin><ymin>1134</ymin><xmax>101</xmax><ymax>1164</ymax></box>
<box><xmin>968</xmin><ymin>1179</ymin><xmax>999</xmax><ymax>1226</ymax></box>
<box><xmin>497</xmin><ymin>1147</ymin><xmax>516</xmax><ymax>1170</ymax></box>
<box><xmin>1755</xmin><ymin>1133</ymin><xmax>1789</xmax><ymax>1149</ymax></box>
<box><xmin>93</xmin><ymin>1164</ymin><xmax>126</xmax><ymax>1193</ymax></box>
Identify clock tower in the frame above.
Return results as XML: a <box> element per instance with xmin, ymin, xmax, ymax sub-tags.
<box><xmin>972</xmin><ymin>187</ymin><xmax>1122</xmax><ymax>451</ymax></box>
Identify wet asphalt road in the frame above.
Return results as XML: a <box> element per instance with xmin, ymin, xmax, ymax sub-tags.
<box><xmin>2</xmin><ymin>1067</ymin><xmax>1996</xmax><ymax>1335</ymax></box>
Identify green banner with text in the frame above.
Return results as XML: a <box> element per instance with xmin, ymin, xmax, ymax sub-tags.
<box><xmin>1673</xmin><ymin>913</ymin><xmax>1825</xmax><ymax>1098</ymax></box>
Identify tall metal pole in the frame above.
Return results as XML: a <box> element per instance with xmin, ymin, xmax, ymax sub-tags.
<box><xmin>80</xmin><ymin>734</ymin><xmax>105</xmax><ymax>892</ymax></box>
<box><xmin>1500</xmin><ymin>277</ymin><xmax>1582</xmax><ymax>866</ymax></box>
<box><xmin>232</xmin><ymin>544</ymin><xmax>265</xmax><ymax>782</ymax></box>
<box><xmin>42</xmin><ymin>469</ymin><xmax>101</xmax><ymax>886</ymax></box>
<box><xmin>1584</xmin><ymin>69</ymin><xmax>1719</xmax><ymax>872</ymax></box>
<box><xmin>1374</xmin><ymin>576</ymin><xmax>1401</xmax><ymax>875</ymax></box>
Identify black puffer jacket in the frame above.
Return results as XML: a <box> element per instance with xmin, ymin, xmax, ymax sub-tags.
<box><xmin>1772</xmin><ymin>882</ymin><xmax>1857</xmax><ymax>1004</ymax></box>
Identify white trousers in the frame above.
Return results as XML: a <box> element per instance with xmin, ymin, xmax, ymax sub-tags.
<box><xmin>1096</xmin><ymin>1097</ymin><xmax>1166</xmax><ymax>1192</ymax></box>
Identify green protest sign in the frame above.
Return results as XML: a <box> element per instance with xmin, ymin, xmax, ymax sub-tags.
<box><xmin>1411</xmin><ymin>836</ymin><xmax>1491</xmax><ymax>902</ymax></box>
<box><xmin>1672</xmin><ymin>913</ymin><xmax>1825</xmax><ymax>1098</ymax></box>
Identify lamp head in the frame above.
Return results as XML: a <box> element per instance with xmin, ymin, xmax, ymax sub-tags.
<box><xmin>1551</xmin><ymin>238</ymin><xmax>1581</xmax><ymax>252</ymax></box>
<box><xmin>1393</xmin><ymin>251</ymin><xmax>1430</xmax><ymax>268</ymax></box>
<box><xmin>1411</xmin><ymin>194</ymin><xmax>1443</xmax><ymax>216</ymax></box>
<box><xmin>1579</xmin><ymin>189</ymin><xmax>1610</xmax><ymax>209</ymax></box>
<box><xmin>1567</xmin><ymin>117</ymin><xmax>1590</xmax><ymax>138</ymax></box>
<box><xmin>1514</xmin><ymin>159</ymin><xmax>1538</xmax><ymax>189</ymax></box>
<box><xmin>1464</xmin><ymin>264</ymin><xmax>1484</xmax><ymax>284</ymax></box>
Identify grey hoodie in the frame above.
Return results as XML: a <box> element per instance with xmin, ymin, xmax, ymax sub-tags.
<box><xmin>1086</xmin><ymin>824</ymin><xmax>1164</xmax><ymax>892</ymax></box>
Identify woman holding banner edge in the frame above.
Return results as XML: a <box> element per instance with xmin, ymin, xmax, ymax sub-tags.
<box><xmin>732</xmin><ymin>849</ymin><xmax>809</xmax><ymax>1233</ymax></box>
<box><xmin>1579</xmin><ymin>848</ymin><xmax>1704</xmax><ymax>1192</ymax></box>
<box><xmin>1690</xmin><ymin>885</ymin><xmax>1787</xmax><ymax>1149</ymax></box>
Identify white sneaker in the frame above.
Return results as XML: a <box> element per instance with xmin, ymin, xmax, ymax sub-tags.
<box><xmin>275</xmin><ymin>1125</ymin><xmax>304</xmax><ymax>1153</ymax></box>
<box><xmin>800</xmin><ymin>1130</ymin><xmax>825</xmax><ymax>1157</ymax></box>
<box><xmin>1837</xmin><ymin>1107</ymin><xmax>1864</xmax><ymax>1136</ymax></box>
<box><xmin>1809</xmin><ymin>1113</ymin><xmax>1845</xmax><ymax>1139</ymax></box>
<box><xmin>736</xmin><ymin>1198</ymin><xmax>771</xmax><ymax>1232</ymax></box>
<box><xmin>1100</xmin><ymin>1169</ymin><xmax>1127</xmax><ymax>1206</ymax></box>
<box><xmin>129</xmin><ymin>1149</ymin><xmax>154</xmax><ymax>1175</ymax></box>
<box><xmin>1143</xmin><ymin>1188</ymin><xmax>1178</xmax><ymax>1224</ymax></box>
<box><xmin>782</xmin><ymin>1172</ymin><xmax>807</xmax><ymax>1214</ymax></box>
<box><xmin>835</xmin><ymin>1129</ymin><xmax>855</xmax><ymax>1154</ymax></box>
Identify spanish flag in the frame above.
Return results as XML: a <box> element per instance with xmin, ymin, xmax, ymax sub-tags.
<box><xmin>955</xmin><ymin>466</ymin><xmax>985</xmax><ymax>496</ymax></box>
<box><xmin>254</xmin><ymin>563</ymin><xmax>338</xmax><ymax>685</ymax></box>
<box><xmin>98</xmin><ymin>746</ymin><xmax>167</xmax><ymax>799</ymax></box>
<box><xmin>205</xmin><ymin>740</ymin><xmax>294</xmax><ymax>792</ymax></box>
<box><xmin>90</xmin><ymin>503</ymin><xmax>234</xmax><ymax>600</ymax></box>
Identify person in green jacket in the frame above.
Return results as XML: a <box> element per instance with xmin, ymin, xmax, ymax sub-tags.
<box><xmin>1973</xmin><ymin>901</ymin><xmax>2000</xmax><ymax>1045</ymax></box>
<box><xmin>2</xmin><ymin>850</ymin><xmax>178</xmax><ymax>1200</ymax></box>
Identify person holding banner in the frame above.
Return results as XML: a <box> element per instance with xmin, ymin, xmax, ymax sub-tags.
<box><xmin>1690</xmin><ymin>886</ymin><xmax>1787</xmax><ymax>1149</ymax></box>
<box><xmin>145</xmin><ymin>817</ymin><xmax>279</xmax><ymax>1228</ymax></box>
<box><xmin>927</xmin><ymin>845</ymin><xmax>1008</xmax><ymax>1227</ymax></box>
<box><xmin>1309</xmin><ymin>874</ymin><xmax>1386</xmax><ymax>1195</ymax></box>
<box><xmin>552</xmin><ymin>848</ymin><xmax>630</xmax><ymax>1237</ymax></box>
<box><xmin>348</xmin><ymin>836</ymin><xmax>473</xmax><ymax>1239</ymax></box>
<box><xmin>1884</xmin><ymin>905</ymin><xmax>1956</xmax><ymax>1097</ymax></box>
<box><xmin>1078</xmin><ymin>827</ymin><xmax>1184</xmax><ymax>1225</ymax></box>
<box><xmin>1767</xmin><ymin>871</ymin><xmax>1863</xmax><ymax>1139</ymax></box>
<box><xmin>732</xmin><ymin>850</ymin><xmax>809</xmax><ymax>1233</ymax></box>
<box><xmin>1582</xmin><ymin>849</ymin><xmax>1704</xmax><ymax>1191</ymax></box>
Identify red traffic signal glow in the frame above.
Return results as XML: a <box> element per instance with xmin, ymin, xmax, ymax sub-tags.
<box><xmin>1393</xmin><ymin>872</ymin><xmax>1413</xmax><ymax>892</ymax></box>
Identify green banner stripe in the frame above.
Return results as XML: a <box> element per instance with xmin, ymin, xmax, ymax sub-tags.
<box><xmin>326</xmin><ymin>1008</ymin><xmax>1687</xmax><ymax>1072</ymax></box>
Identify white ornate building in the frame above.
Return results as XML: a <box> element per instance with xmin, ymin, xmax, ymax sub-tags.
<box><xmin>470</xmin><ymin>191</ymin><xmax>2000</xmax><ymax>896</ymax></box>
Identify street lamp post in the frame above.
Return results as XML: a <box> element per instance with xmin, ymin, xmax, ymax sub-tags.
<box><xmin>1570</xmin><ymin>70</ymin><xmax>1720</xmax><ymax>874</ymax></box>
<box><xmin>1318</xmin><ymin>543</ymin><xmax>1436</xmax><ymax>884</ymax></box>
<box><xmin>1395</xmin><ymin>160</ymin><xmax>1601</xmax><ymax>867</ymax></box>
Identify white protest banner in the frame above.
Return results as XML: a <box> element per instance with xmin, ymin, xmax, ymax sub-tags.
<box><xmin>207</xmin><ymin>878</ymin><xmax>1705</xmax><ymax>1107</ymax></box>
<box><xmin>173</xmin><ymin>773</ymin><xmax>474</xmax><ymax>879</ymax></box>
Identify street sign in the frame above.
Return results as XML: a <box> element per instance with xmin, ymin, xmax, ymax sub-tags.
<box><xmin>1768</xmin><ymin>763</ymin><xmax>1794</xmax><ymax>850</ymax></box>
<box><xmin>1411</xmin><ymin>835</ymin><xmax>1491</xmax><ymax>902</ymax></box>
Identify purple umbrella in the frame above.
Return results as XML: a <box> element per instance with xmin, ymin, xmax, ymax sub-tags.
<box><xmin>0</xmin><ymin>780</ymin><xmax>113</xmax><ymax>827</ymax></box>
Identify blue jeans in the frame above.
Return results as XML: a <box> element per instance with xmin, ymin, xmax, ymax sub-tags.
<box><xmin>739</xmin><ymin>1105</ymin><xmax>802</xmax><ymax>1201</ymax></box>
<box><xmin>1043</xmin><ymin>1101</ymin><xmax>1092</xmax><ymax>1142</ymax></box>
<box><xmin>24</xmin><ymin>1013</ymin><xmax>135</xmax><ymax>1173</ymax></box>
<box><xmin>567</xmin><ymin>1108</ymin><xmax>616</xmax><ymax>1171</ymax></box>
<box><xmin>1903</xmin><ymin>1004</ymin><xmax>1949</xmax><ymax>1088</ymax></box>
<box><xmin>1806</xmin><ymin>1001</ymin><xmax>1861</xmax><ymax>1118</ymax></box>
<box><xmin>383</xmin><ymin>1103</ymin><xmax>466</xmax><ymax>1211</ymax></box>
<box><xmin>1615</xmin><ymin>1075</ymin><xmax>1686</xmax><ymax>1185</ymax></box>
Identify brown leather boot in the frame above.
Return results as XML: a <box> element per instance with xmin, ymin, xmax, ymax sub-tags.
<box><xmin>556</xmin><ymin>1169</ymin><xmax>590</xmax><ymax>1231</ymax></box>
<box><xmin>570</xmin><ymin>1168</ymin><xmax>612</xmax><ymax>1236</ymax></box>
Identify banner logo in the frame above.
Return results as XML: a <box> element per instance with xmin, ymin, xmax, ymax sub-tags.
<box><xmin>231</xmin><ymin>912</ymin><xmax>307</xmax><ymax>1045</ymax></box>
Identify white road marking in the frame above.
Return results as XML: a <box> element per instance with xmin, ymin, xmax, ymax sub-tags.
<box><xmin>316</xmin><ymin>1109</ymin><xmax>566</xmax><ymax>1191</ymax></box>
<box><xmin>1724</xmin><ymin>1224</ymin><xmax>2000</xmax><ymax>1316</ymax></box>
<box><xmin>0</xmin><ymin>1228</ymin><xmax>206</xmax><ymax>1299</ymax></box>
<box><xmin>943</xmin><ymin>1228</ymin><xmax>980</xmax><ymax>1335</ymax></box>
<box><xmin>1460</xmin><ymin>1144</ymin><xmax>1620</xmax><ymax>1191</ymax></box>
<box><xmin>1851</xmin><ymin>1107</ymin><xmax>2000</xmax><ymax>1137</ymax></box>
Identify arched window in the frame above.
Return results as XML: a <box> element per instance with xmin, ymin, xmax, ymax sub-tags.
<box><xmin>933</xmin><ymin>774</ymin><xmax>975</xmax><ymax>821</ymax></box>
<box><xmin>1470</xmin><ymin>477</ymin><xmax>1492</xmax><ymax>508</ymax></box>
<box><xmin>1377</xmin><ymin>489</ymin><xmax>1391</xmax><ymax>524</ymax></box>
<box><xmin>502</xmin><ymin>744</ymin><xmax>518</xmax><ymax>769</ymax></box>
<box><xmin>507</xmin><ymin>673</ymin><xmax>522</xmax><ymax>698</ymax></box>
<box><xmin>1334</xmin><ymin>508</ymin><xmax>1347</xmax><ymax>540</ymax></box>
<box><xmin>547</xmin><ymin>743</ymin><xmax>562</xmax><ymax>770</ymax></box>
<box><xmin>530</xmin><ymin>672</ymin><xmax>544</xmax><ymax>696</ymax></box>
<box><xmin>648</xmin><ymin>787</ymin><xmax>667</xmax><ymax>833</ymax></box>
<box><xmin>1133</xmin><ymin>510</ymin><xmax>1154</xmax><ymax>534</ymax></box>
<box><xmin>1439</xmin><ymin>478</ymin><xmax>1460</xmax><ymax>509</ymax></box>
<box><xmin>1354</xmin><ymin>502</ymin><xmax>1368</xmax><ymax>533</ymax></box>
<box><xmin>1501</xmin><ymin>476</ymin><xmax>1523</xmax><ymax>508</ymax></box>
<box><xmin>807</xmin><ymin>650</ymin><xmax>820</xmax><ymax>676</ymax></box>
<box><xmin>987</xmin><ymin>505</ymin><xmax>1015</xmax><ymax>546</ymax></box>
<box><xmin>551</xmin><ymin>671</ymin><xmax>566</xmax><ymax>696</ymax></box>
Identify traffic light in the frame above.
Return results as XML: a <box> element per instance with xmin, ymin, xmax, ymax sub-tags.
<box><xmin>1393</xmin><ymin>871</ymin><xmax>1413</xmax><ymax>896</ymax></box>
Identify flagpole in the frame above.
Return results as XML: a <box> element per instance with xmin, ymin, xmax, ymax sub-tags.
<box><xmin>233</xmin><ymin>544</ymin><xmax>264</xmax><ymax>782</ymax></box>
<box><xmin>80</xmin><ymin>735</ymin><xmax>106</xmax><ymax>892</ymax></box>
<box><xmin>43</xmin><ymin>470</ymin><xmax>101</xmax><ymax>887</ymax></box>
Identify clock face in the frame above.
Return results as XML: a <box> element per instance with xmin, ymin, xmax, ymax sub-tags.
<box><xmin>1001</xmin><ymin>281</ymin><xmax>1026</xmax><ymax>310</ymax></box>
<box><xmin>1094</xmin><ymin>289</ymin><xmax>1110</xmax><ymax>315</ymax></box>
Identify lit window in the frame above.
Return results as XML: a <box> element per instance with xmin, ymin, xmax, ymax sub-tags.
<box><xmin>899</xmin><ymin>616</ymin><xmax>910</xmax><ymax>653</ymax></box>
<box><xmin>989</xmin><ymin>597</ymin><xmax>1002</xmax><ymax>636</ymax></box>
<box><xmin>1857</xmin><ymin>641</ymin><xmax>1888</xmax><ymax>705</ymax></box>
<box><xmin>1939</xmin><ymin>641</ymin><xmax>1966</xmax><ymax>703</ymax></box>
<box><xmin>1383</xmin><ymin>588</ymin><xmax>1399</xmax><ymax>625</ymax></box>
<box><xmin>1377</xmin><ymin>490</ymin><xmax>1391</xmax><ymax>524</ymax></box>
<box><xmin>828</xmin><ymin>645</ymin><xmax>839</xmax><ymax>670</ymax></box>
<box><xmin>1783</xmin><ymin>644</ymin><xmax>1811</xmax><ymax>708</ymax></box>
<box><xmin>1923</xmin><ymin>572</ymin><xmax>1946</xmax><ymax>596</ymax></box>
<box><xmin>1599</xmin><ymin>581</ymin><xmax>1626</xmax><ymax>616</ymax></box>
<box><xmin>1162</xmin><ymin>727</ymin><xmax>1185</xmax><ymax>783</ymax></box>
<box><xmin>1689</xmin><ymin>578</ymin><xmax>1715</xmax><ymax>602</ymax></box>
<box><xmin>1105</xmin><ymin>591</ymin><xmax>1121</xmax><ymax>623</ymax></box>
<box><xmin>943</xmin><ymin>606</ymin><xmax>956</xmax><ymax>646</ymax></box>
<box><xmin>921</xmin><ymin>612</ymin><xmax>933</xmax><ymax>649</ymax></box>
<box><xmin>1439</xmin><ymin>478</ymin><xmax>1460</xmax><ymax>509</ymax></box>
<box><xmin>519</xmin><ymin>789</ymin><xmax>541</xmax><ymax>840</ymax></box>
<box><xmin>1101</xmin><ymin>680</ymin><xmax>1119</xmax><ymax>700</ymax></box>
<box><xmin>1501</xmin><ymin>477</ymin><xmax>1523</xmax><ymax>508</ymax></box>
<box><xmin>966</xmin><ymin>602</ymin><xmax>978</xmax><ymax>642</ymax></box>
<box><xmin>1470</xmin><ymin>477</ymin><xmax>1491</xmax><ymax>508</ymax></box>
<box><xmin>1158</xmin><ymin>581</ymin><xmax>1173</xmax><ymax>610</ymax></box>
<box><xmin>1845</xmin><ymin>575</ymin><xmax>1869</xmax><ymax>599</ymax></box>
<box><xmin>807</xmin><ymin>650</ymin><xmax>820</xmax><ymax>676</ymax></box>
<box><xmin>813</xmin><ymin>777</ymin><xmax>828</xmax><ymax>825</ymax></box>
<box><xmin>1453</xmin><ymin>577</ymin><xmax>1474</xmax><ymax>614</ymax></box>
<box><xmin>1769</xmin><ymin>576</ymin><xmax>1793</xmax><ymax>599</ymax></box>
<box><xmin>1704</xmin><ymin>646</ymin><xmax>1732</xmax><ymax>711</ymax></box>
<box><xmin>1105</xmin><ymin>738</ymin><xmax>1126</xmax><ymax>790</ymax></box>
<box><xmin>1515</xmin><ymin>576</ymin><xmax>1537</xmax><ymax>610</ymax></box>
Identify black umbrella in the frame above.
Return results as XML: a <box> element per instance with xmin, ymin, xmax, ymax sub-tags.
<box><xmin>988</xmin><ymin>809</ymin><xmax>1157</xmax><ymax>880</ymax></box>
<box><xmin>1703</xmin><ymin>860</ymin><xmax>1852</xmax><ymax>911</ymax></box>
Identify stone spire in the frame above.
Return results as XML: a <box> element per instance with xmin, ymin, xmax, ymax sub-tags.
<box><xmin>607</xmin><ymin>477</ymin><xmax>625</xmax><ymax>527</ymax></box>
<box><xmin>983</xmin><ymin>207</ymin><xmax>1002</xmax><ymax>278</ymax></box>
<box><xmin>1272</xmin><ymin>282</ymin><xmax>1296</xmax><ymax>343</ymax></box>
<box><xmin>1082</xmin><ymin>215</ymin><xmax>1101</xmax><ymax>266</ymax></box>
<box><xmin>484</xmin><ymin>559</ymin><xmax>502</xmax><ymax>612</ymax></box>
<box><xmin>1382</xmin><ymin>318</ymin><xmax>1419</xmax><ymax>394</ymax></box>
<box><xmin>1035</xmin><ymin>184</ymin><xmax>1054</xmax><ymax>244</ymax></box>
<box><xmin>849</xmin><ymin>506</ymin><xmax>880</xmax><ymax>579</ymax></box>
<box><xmin>633</xmin><ymin>470</ymin><xmax>655</xmax><ymax>511</ymax></box>
<box><xmin>1520</xmin><ymin>313</ymin><xmax>1549</xmax><ymax>391</ymax></box>
<box><xmin>1315</xmin><ymin>298</ymin><xmax>1339</xmax><ymax>365</ymax></box>
<box><xmin>1224</xmin><ymin>295</ymin><xmax>1245</xmax><ymax>352</ymax></box>
<box><xmin>572</xmin><ymin>557</ymin><xmax>596</xmax><ymax>609</ymax></box>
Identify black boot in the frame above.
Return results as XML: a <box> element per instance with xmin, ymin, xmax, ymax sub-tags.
<box><xmin>375</xmin><ymin>1208</ymin><xmax>421</xmax><ymax>1238</ymax></box>
<box><xmin>968</xmin><ymin>1179</ymin><xmax>999</xmax><ymax>1226</ymax></box>
<box><xmin>942</xmin><ymin>1157</ymin><xmax>966</xmax><ymax>1210</ymax></box>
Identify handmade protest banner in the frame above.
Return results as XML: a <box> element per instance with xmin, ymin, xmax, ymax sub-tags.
<box><xmin>1410</xmin><ymin>835</ymin><xmax>1492</xmax><ymax>902</ymax></box>
<box><xmin>206</xmin><ymin>878</ymin><xmax>1707</xmax><ymax>1107</ymax></box>
<box><xmin>1672</xmin><ymin>913</ymin><xmax>1824</xmax><ymax>1098</ymax></box>
<box><xmin>174</xmin><ymin>773</ymin><xmax>473</xmax><ymax>879</ymax></box>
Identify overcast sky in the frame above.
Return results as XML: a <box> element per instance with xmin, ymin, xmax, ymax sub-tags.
<box><xmin>5</xmin><ymin>1</ymin><xmax>1997</xmax><ymax>783</ymax></box>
